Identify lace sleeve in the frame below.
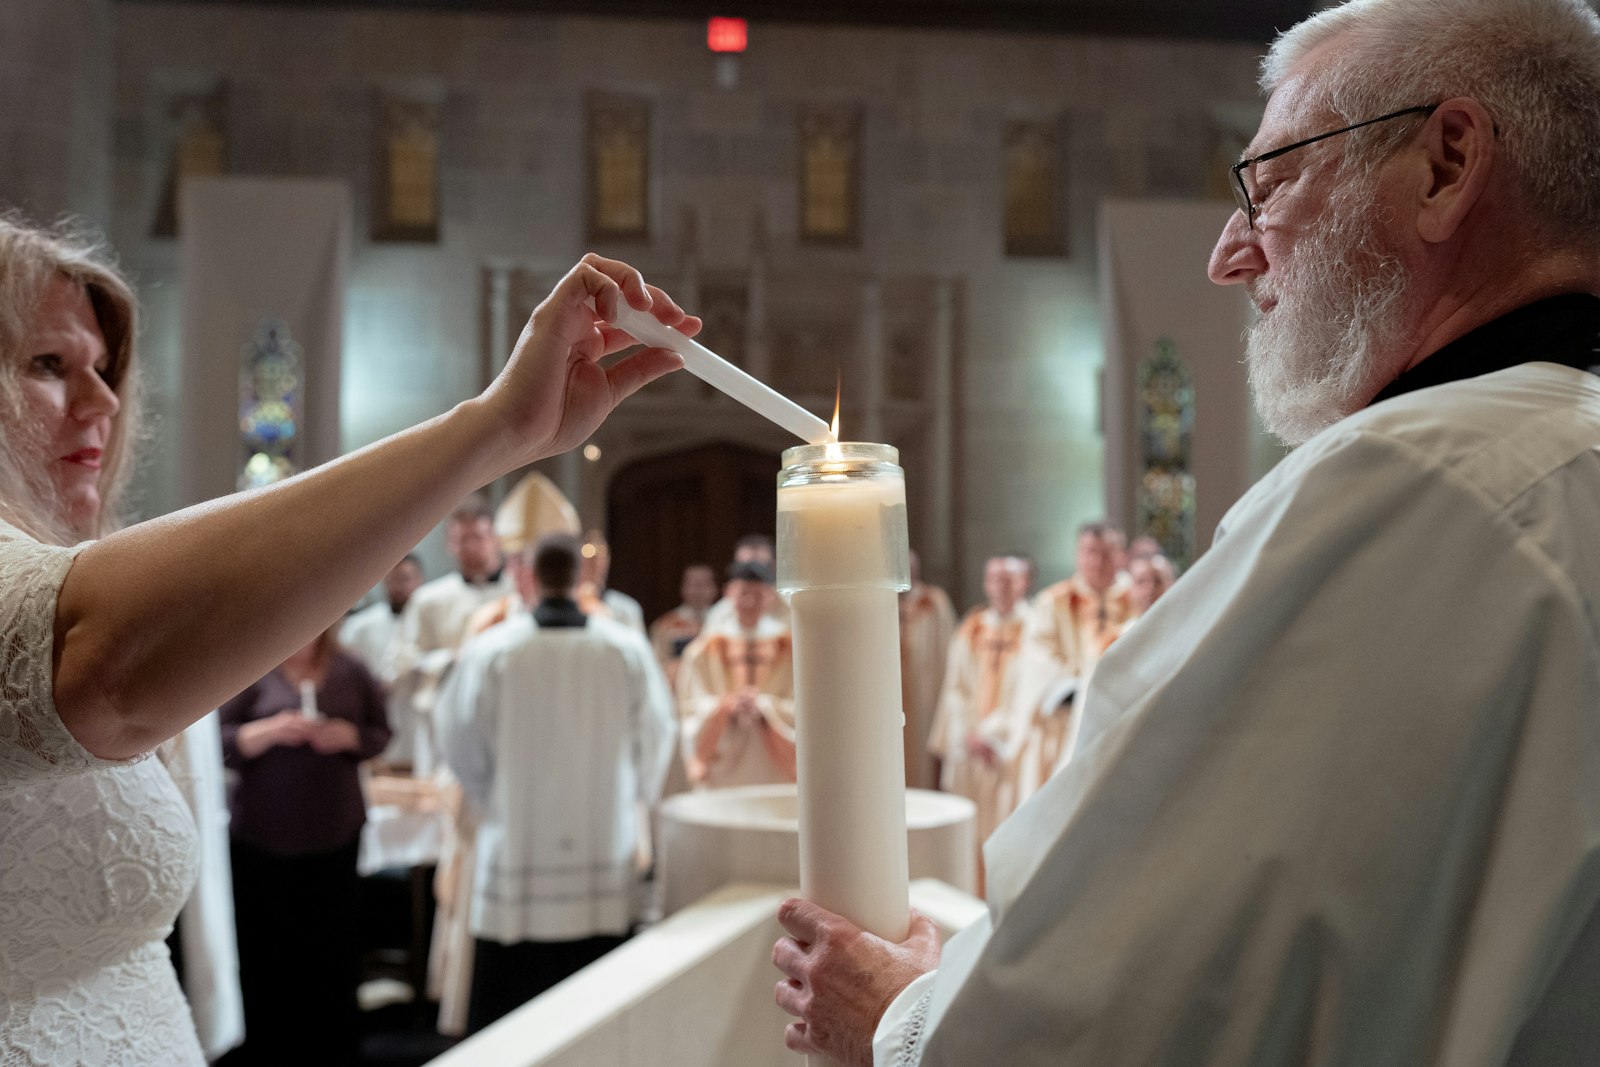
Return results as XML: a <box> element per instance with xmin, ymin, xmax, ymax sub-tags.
<box><xmin>873</xmin><ymin>972</ymin><xmax>938</xmax><ymax>1067</ymax></box>
<box><xmin>0</xmin><ymin>527</ymin><xmax>127</xmax><ymax>787</ymax></box>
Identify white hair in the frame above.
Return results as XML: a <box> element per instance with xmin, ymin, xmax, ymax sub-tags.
<box><xmin>1263</xmin><ymin>0</ymin><xmax>1600</xmax><ymax>250</ymax></box>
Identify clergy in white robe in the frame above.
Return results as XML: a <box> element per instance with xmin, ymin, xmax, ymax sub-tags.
<box><xmin>677</xmin><ymin>562</ymin><xmax>797</xmax><ymax>788</ymax></box>
<box><xmin>702</xmin><ymin>532</ymin><xmax>790</xmax><ymax>635</ymax></box>
<box><xmin>339</xmin><ymin>554</ymin><xmax>423</xmax><ymax>765</ymax></box>
<box><xmin>435</xmin><ymin>534</ymin><xmax>674</xmax><ymax>1032</ymax></box>
<box><xmin>774</xmin><ymin>5</ymin><xmax>1600</xmax><ymax>1059</ymax></box>
<box><xmin>900</xmin><ymin>551</ymin><xmax>957</xmax><ymax>790</ymax></box>
<box><xmin>576</xmin><ymin>532</ymin><xmax>647</xmax><ymax>633</ymax></box>
<box><xmin>927</xmin><ymin>556</ymin><xmax>1028</xmax><ymax>870</ymax></box>
<box><xmin>1002</xmin><ymin>525</ymin><xmax>1132</xmax><ymax>800</ymax></box>
<box><xmin>649</xmin><ymin>563</ymin><xmax>720</xmax><ymax>686</ymax></box>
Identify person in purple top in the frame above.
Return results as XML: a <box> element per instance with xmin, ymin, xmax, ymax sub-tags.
<box><xmin>219</xmin><ymin>626</ymin><xmax>391</xmax><ymax>1066</ymax></box>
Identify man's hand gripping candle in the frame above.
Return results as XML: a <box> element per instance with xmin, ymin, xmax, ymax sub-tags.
<box><xmin>773</xmin><ymin>898</ymin><xmax>941</xmax><ymax>1067</ymax></box>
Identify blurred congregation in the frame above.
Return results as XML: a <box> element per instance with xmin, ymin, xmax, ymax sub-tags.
<box><xmin>171</xmin><ymin>467</ymin><xmax>1177</xmax><ymax>1065</ymax></box>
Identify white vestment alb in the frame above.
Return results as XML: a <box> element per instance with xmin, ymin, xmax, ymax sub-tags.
<box><xmin>875</xmin><ymin>364</ymin><xmax>1600</xmax><ymax>1066</ymax></box>
<box><xmin>339</xmin><ymin>600</ymin><xmax>410</xmax><ymax>764</ymax></box>
<box><xmin>394</xmin><ymin>571</ymin><xmax>510</xmax><ymax>774</ymax></box>
<box><xmin>435</xmin><ymin>613</ymin><xmax>674</xmax><ymax>942</ymax></box>
<box><xmin>900</xmin><ymin>583</ymin><xmax>957</xmax><ymax>790</ymax></box>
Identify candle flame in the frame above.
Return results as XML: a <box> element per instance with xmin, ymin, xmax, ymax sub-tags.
<box><xmin>827</xmin><ymin>376</ymin><xmax>843</xmax><ymax>459</ymax></box>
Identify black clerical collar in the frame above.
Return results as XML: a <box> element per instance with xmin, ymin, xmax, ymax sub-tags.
<box><xmin>533</xmin><ymin>596</ymin><xmax>587</xmax><ymax>628</ymax></box>
<box><xmin>462</xmin><ymin>568</ymin><xmax>504</xmax><ymax>588</ymax></box>
<box><xmin>1370</xmin><ymin>293</ymin><xmax>1600</xmax><ymax>405</ymax></box>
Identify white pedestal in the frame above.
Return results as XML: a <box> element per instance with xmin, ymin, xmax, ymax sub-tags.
<box><xmin>658</xmin><ymin>785</ymin><xmax>976</xmax><ymax>918</ymax></box>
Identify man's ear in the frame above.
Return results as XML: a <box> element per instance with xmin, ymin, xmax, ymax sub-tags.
<box><xmin>1414</xmin><ymin>96</ymin><xmax>1498</xmax><ymax>244</ymax></box>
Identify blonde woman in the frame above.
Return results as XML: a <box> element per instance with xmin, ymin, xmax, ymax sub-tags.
<box><xmin>0</xmin><ymin>214</ymin><xmax>697</xmax><ymax>1064</ymax></box>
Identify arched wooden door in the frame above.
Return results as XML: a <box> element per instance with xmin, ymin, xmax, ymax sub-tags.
<box><xmin>605</xmin><ymin>443</ymin><xmax>779</xmax><ymax>627</ymax></box>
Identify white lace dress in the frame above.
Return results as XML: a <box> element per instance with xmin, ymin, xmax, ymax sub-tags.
<box><xmin>0</xmin><ymin>521</ymin><xmax>203</xmax><ymax>1066</ymax></box>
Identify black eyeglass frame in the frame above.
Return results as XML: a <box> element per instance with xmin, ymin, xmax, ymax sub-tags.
<box><xmin>1229</xmin><ymin>103</ymin><xmax>1439</xmax><ymax>230</ymax></box>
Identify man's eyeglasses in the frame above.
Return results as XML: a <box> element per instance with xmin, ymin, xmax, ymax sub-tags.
<box><xmin>1229</xmin><ymin>103</ymin><xmax>1439</xmax><ymax>230</ymax></box>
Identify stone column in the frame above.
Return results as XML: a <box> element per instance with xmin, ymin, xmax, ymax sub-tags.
<box><xmin>744</xmin><ymin>213</ymin><xmax>772</xmax><ymax>380</ymax></box>
<box><xmin>858</xmin><ymin>278</ymin><xmax>886</xmax><ymax>444</ymax></box>
<box><xmin>928</xmin><ymin>278</ymin><xmax>957</xmax><ymax>582</ymax></box>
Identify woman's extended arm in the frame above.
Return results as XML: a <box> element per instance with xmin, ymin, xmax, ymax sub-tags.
<box><xmin>53</xmin><ymin>254</ymin><xmax>696</xmax><ymax>760</ymax></box>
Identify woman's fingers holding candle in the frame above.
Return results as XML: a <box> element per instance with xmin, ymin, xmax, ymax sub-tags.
<box><xmin>482</xmin><ymin>254</ymin><xmax>695</xmax><ymax>463</ymax></box>
<box><xmin>772</xmin><ymin>900</ymin><xmax>943</xmax><ymax>1067</ymax></box>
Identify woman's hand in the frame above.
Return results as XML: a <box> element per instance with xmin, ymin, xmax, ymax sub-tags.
<box><xmin>235</xmin><ymin>710</ymin><xmax>313</xmax><ymax>760</ymax></box>
<box><xmin>481</xmin><ymin>252</ymin><xmax>702</xmax><ymax>466</ymax></box>
<box><xmin>307</xmin><ymin>717</ymin><xmax>361</xmax><ymax>755</ymax></box>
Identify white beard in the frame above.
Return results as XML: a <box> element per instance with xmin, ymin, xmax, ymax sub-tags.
<box><xmin>1244</xmin><ymin>181</ymin><xmax>1415</xmax><ymax>446</ymax></box>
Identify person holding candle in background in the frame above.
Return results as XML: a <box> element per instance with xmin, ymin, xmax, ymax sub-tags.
<box><xmin>773</xmin><ymin>1</ymin><xmax>1600</xmax><ymax>1063</ymax></box>
<box><xmin>219</xmin><ymin>625</ymin><xmax>391</xmax><ymax>1065</ymax></box>
<box><xmin>677</xmin><ymin>560</ymin><xmax>796</xmax><ymax>788</ymax></box>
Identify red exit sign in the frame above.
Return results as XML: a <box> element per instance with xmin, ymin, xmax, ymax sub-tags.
<box><xmin>707</xmin><ymin>16</ymin><xmax>748</xmax><ymax>53</ymax></box>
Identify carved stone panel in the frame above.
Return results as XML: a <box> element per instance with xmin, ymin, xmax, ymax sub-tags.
<box><xmin>587</xmin><ymin>92</ymin><xmax>651</xmax><ymax>243</ymax></box>
<box><xmin>797</xmin><ymin>103</ymin><xmax>862</xmax><ymax>245</ymax></box>
<box><xmin>373</xmin><ymin>94</ymin><xmax>442</xmax><ymax>243</ymax></box>
<box><xmin>1003</xmin><ymin>119</ymin><xmax>1066</xmax><ymax>257</ymax></box>
<box><xmin>151</xmin><ymin>86</ymin><xmax>227</xmax><ymax>238</ymax></box>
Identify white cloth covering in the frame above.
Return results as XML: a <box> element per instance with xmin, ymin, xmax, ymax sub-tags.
<box><xmin>876</xmin><ymin>364</ymin><xmax>1600</xmax><ymax>1066</ymax></box>
<box><xmin>435</xmin><ymin>613</ymin><xmax>674</xmax><ymax>943</ymax></box>
<box><xmin>0</xmin><ymin>521</ymin><xmax>204</xmax><ymax>1066</ymax></box>
<box><xmin>171</xmin><ymin>712</ymin><xmax>244</xmax><ymax>1061</ymax></box>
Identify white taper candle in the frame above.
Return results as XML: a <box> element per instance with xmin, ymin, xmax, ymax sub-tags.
<box><xmin>777</xmin><ymin>442</ymin><xmax>912</xmax><ymax>1067</ymax></box>
<box><xmin>603</xmin><ymin>301</ymin><xmax>834</xmax><ymax>445</ymax></box>
<box><xmin>299</xmin><ymin>678</ymin><xmax>320</xmax><ymax>721</ymax></box>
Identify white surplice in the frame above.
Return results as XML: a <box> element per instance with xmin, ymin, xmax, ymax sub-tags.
<box><xmin>434</xmin><ymin>613</ymin><xmax>675</xmax><ymax>942</ymax></box>
<box><xmin>876</xmin><ymin>364</ymin><xmax>1600</xmax><ymax>1066</ymax></box>
<box><xmin>394</xmin><ymin>572</ymin><xmax>510</xmax><ymax>775</ymax></box>
<box><xmin>340</xmin><ymin>599</ymin><xmax>411</xmax><ymax>764</ymax></box>
<box><xmin>900</xmin><ymin>583</ymin><xmax>957</xmax><ymax>790</ymax></box>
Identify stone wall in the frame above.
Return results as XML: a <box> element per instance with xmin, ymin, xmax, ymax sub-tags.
<box><xmin>102</xmin><ymin>4</ymin><xmax>1264</xmax><ymax>603</ymax></box>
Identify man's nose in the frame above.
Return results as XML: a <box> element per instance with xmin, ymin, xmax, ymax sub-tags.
<box><xmin>1207</xmin><ymin>210</ymin><xmax>1265</xmax><ymax>286</ymax></box>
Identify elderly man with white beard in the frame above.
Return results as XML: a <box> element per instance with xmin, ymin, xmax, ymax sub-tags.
<box><xmin>771</xmin><ymin>1</ymin><xmax>1600</xmax><ymax>1064</ymax></box>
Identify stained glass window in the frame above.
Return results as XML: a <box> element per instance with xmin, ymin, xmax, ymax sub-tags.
<box><xmin>1135</xmin><ymin>339</ymin><xmax>1196</xmax><ymax>567</ymax></box>
<box><xmin>238</xmin><ymin>318</ymin><xmax>303</xmax><ymax>490</ymax></box>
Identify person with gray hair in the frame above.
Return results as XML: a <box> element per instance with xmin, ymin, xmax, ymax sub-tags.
<box><xmin>774</xmin><ymin>2</ymin><xmax>1600</xmax><ymax>1064</ymax></box>
<box><xmin>0</xmin><ymin>212</ymin><xmax>698</xmax><ymax>1065</ymax></box>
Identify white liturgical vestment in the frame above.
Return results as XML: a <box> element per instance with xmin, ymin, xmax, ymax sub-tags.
<box><xmin>435</xmin><ymin>612</ymin><xmax>674</xmax><ymax>942</ymax></box>
<box><xmin>875</xmin><ymin>364</ymin><xmax>1600</xmax><ymax>1066</ymax></box>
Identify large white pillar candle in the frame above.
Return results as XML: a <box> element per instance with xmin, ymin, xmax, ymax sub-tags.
<box><xmin>777</xmin><ymin>442</ymin><xmax>912</xmax><ymax>1066</ymax></box>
